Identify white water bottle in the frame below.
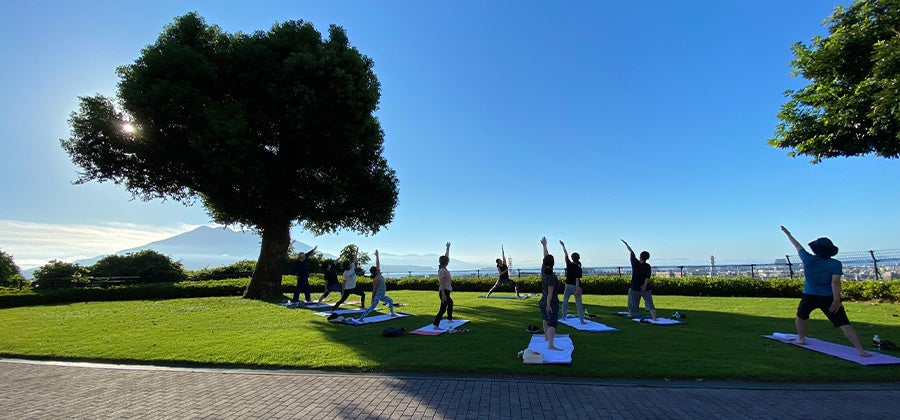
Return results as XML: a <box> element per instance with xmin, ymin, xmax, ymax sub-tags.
<box><xmin>873</xmin><ymin>335</ymin><xmax>882</xmax><ymax>349</ymax></box>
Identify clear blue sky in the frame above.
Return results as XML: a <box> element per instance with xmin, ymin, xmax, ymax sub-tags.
<box><xmin>2</xmin><ymin>0</ymin><xmax>898</xmax><ymax>270</ymax></box>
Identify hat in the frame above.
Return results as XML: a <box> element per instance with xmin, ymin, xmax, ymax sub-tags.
<box><xmin>808</xmin><ymin>237</ymin><xmax>839</xmax><ymax>258</ymax></box>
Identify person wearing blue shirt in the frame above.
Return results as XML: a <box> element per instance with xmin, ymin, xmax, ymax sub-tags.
<box><xmin>780</xmin><ymin>226</ymin><xmax>870</xmax><ymax>357</ymax></box>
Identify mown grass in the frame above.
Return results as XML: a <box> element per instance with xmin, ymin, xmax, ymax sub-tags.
<box><xmin>1</xmin><ymin>292</ymin><xmax>898</xmax><ymax>382</ymax></box>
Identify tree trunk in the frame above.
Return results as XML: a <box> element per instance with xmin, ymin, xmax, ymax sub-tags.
<box><xmin>244</xmin><ymin>220</ymin><xmax>291</xmax><ymax>299</ymax></box>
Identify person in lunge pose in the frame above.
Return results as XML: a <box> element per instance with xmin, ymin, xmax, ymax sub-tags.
<box><xmin>317</xmin><ymin>260</ymin><xmax>342</xmax><ymax>303</ymax></box>
<box><xmin>357</xmin><ymin>250</ymin><xmax>396</xmax><ymax>322</ymax></box>
<box><xmin>622</xmin><ymin>239</ymin><xmax>656</xmax><ymax>320</ymax></box>
<box><xmin>559</xmin><ymin>240</ymin><xmax>586</xmax><ymax>324</ymax></box>
<box><xmin>780</xmin><ymin>226</ymin><xmax>870</xmax><ymax>357</ymax></box>
<box><xmin>330</xmin><ymin>246</ymin><xmax>366</xmax><ymax>316</ymax></box>
<box><xmin>540</xmin><ymin>237</ymin><xmax>562</xmax><ymax>351</ymax></box>
<box><xmin>486</xmin><ymin>246</ymin><xmax>521</xmax><ymax>298</ymax></box>
<box><xmin>288</xmin><ymin>246</ymin><xmax>317</xmax><ymax>306</ymax></box>
<box><xmin>432</xmin><ymin>242</ymin><xmax>454</xmax><ymax>330</ymax></box>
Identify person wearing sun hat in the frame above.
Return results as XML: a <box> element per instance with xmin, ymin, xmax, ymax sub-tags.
<box><xmin>780</xmin><ymin>226</ymin><xmax>870</xmax><ymax>357</ymax></box>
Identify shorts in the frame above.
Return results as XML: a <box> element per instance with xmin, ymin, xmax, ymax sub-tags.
<box><xmin>539</xmin><ymin>297</ymin><xmax>559</xmax><ymax>328</ymax></box>
<box><xmin>796</xmin><ymin>294</ymin><xmax>851</xmax><ymax>327</ymax></box>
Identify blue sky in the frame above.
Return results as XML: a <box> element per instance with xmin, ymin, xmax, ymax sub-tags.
<box><xmin>2</xmin><ymin>0</ymin><xmax>898</xmax><ymax>270</ymax></box>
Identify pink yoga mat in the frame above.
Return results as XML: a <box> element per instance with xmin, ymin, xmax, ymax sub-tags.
<box><xmin>764</xmin><ymin>332</ymin><xmax>900</xmax><ymax>366</ymax></box>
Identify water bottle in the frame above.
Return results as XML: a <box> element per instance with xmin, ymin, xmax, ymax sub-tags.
<box><xmin>873</xmin><ymin>334</ymin><xmax>882</xmax><ymax>349</ymax></box>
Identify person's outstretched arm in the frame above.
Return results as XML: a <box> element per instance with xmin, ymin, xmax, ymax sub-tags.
<box><xmin>375</xmin><ymin>249</ymin><xmax>380</xmax><ymax>272</ymax></box>
<box><xmin>560</xmin><ymin>240</ymin><xmax>571</xmax><ymax>263</ymax></box>
<box><xmin>501</xmin><ymin>245</ymin><xmax>507</xmax><ymax>265</ymax></box>
<box><xmin>373</xmin><ymin>249</ymin><xmax>381</xmax><ymax>292</ymax></box>
<box><xmin>621</xmin><ymin>239</ymin><xmax>634</xmax><ymax>254</ymax></box>
<box><xmin>444</xmin><ymin>242</ymin><xmax>451</xmax><ymax>261</ymax></box>
<box><xmin>306</xmin><ymin>246</ymin><xmax>318</xmax><ymax>258</ymax></box>
<box><xmin>780</xmin><ymin>226</ymin><xmax>804</xmax><ymax>252</ymax></box>
<box><xmin>830</xmin><ymin>274</ymin><xmax>843</xmax><ymax>313</ymax></box>
<box><xmin>541</xmin><ymin>237</ymin><xmax>549</xmax><ymax>257</ymax></box>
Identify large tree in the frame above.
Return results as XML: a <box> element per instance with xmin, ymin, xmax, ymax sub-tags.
<box><xmin>770</xmin><ymin>0</ymin><xmax>900</xmax><ymax>162</ymax></box>
<box><xmin>0</xmin><ymin>248</ymin><xmax>22</xmax><ymax>285</ymax></box>
<box><xmin>61</xmin><ymin>13</ymin><xmax>398</xmax><ymax>298</ymax></box>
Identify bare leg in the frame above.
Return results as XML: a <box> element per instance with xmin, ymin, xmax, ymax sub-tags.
<box><xmin>794</xmin><ymin>317</ymin><xmax>807</xmax><ymax>345</ymax></box>
<box><xmin>649</xmin><ymin>308</ymin><xmax>657</xmax><ymax>320</ymax></box>
<box><xmin>839</xmin><ymin>324</ymin><xmax>871</xmax><ymax>357</ymax></box>
<box><xmin>547</xmin><ymin>326</ymin><xmax>562</xmax><ymax>351</ymax></box>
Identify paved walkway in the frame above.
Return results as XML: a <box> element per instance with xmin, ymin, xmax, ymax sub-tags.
<box><xmin>1</xmin><ymin>359</ymin><xmax>899</xmax><ymax>419</ymax></box>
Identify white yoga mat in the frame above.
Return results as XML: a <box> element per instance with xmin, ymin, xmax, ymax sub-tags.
<box><xmin>343</xmin><ymin>312</ymin><xmax>412</xmax><ymax>325</ymax></box>
<box><xmin>313</xmin><ymin>308</ymin><xmax>367</xmax><ymax>316</ymax></box>
<box><xmin>559</xmin><ymin>316</ymin><xmax>620</xmax><ymax>332</ymax></box>
<box><xmin>633</xmin><ymin>317</ymin><xmax>682</xmax><ymax>325</ymax></box>
<box><xmin>764</xmin><ymin>332</ymin><xmax>900</xmax><ymax>366</ymax></box>
<box><xmin>524</xmin><ymin>334</ymin><xmax>573</xmax><ymax>364</ymax></box>
<box><xmin>409</xmin><ymin>319</ymin><xmax>470</xmax><ymax>336</ymax></box>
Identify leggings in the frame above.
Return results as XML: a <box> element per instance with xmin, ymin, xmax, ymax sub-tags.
<box><xmin>332</xmin><ymin>288</ymin><xmax>366</xmax><ymax>312</ymax></box>
<box><xmin>359</xmin><ymin>292</ymin><xmax>395</xmax><ymax>319</ymax></box>
<box><xmin>562</xmin><ymin>283</ymin><xmax>584</xmax><ymax>322</ymax></box>
<box><xmin>292</xmin><ymin>276</ymin><xmax>311</xmax><ymax>303</ymax></box>
<box><xmin>433</xmin><ymin>290</ymin><xmax>454</xmax><ymax>327</ymax></box>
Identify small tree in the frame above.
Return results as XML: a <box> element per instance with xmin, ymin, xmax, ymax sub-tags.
<box><xmin>0</xmin><ymin>249</ymin><xmax>22</xmax><ymax>287</ymax></box>
<box><xmin>90</xmin><ymin>250</ymin><xmax>187</xmax><ymax>283</ymax></box>
<box><xmin>339</xmin><ymin>244</ymin><xmax>370</xmax><ymax>276</ymax></box>
<box><xmin>31</xmin><ymin>260</ymin><xmax>87</xmax><ymax>289</ymax></box>
<box><xmin>61</xmin><ymin>13</ymin><xmax>399</xmax><ymax>299</ymax></box>
<box><xmin>770</xmin><ymin>0</ymin><xmax>900</xmax><ymax>162</ymax></box>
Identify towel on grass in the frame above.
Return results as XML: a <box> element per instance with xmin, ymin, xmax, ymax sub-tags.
<box><xmin>524</xmin><ymin>334</ymin><xmax>573</xmax><ymax>364</ymax></box>
<box><xmin>634</xmin><ymin>317</ymin><xmax>682</xmax><ymax>326</ymax></box>
<box><xmin>342</xmin><ymin>312</ymin><xmax>412</xmax><ymax>326</ymax></box>
<box><xmin>478</xmin><ymin>294</ymin><xmax>533</xmax><ymax>299</ymax></box>
<box><xmin>409</xmin><ymin>319</ymin><xmax>470</xmax><ymax>336</ymax></box>
<box><xmin>764</xmin><ymin>332</ymin><xmax>900</xmax><ymax>366</ymax></box>
<box><xmin>559</xmin><ymin>316</ymin><xmax>619</xmax><ymax>332</ymax></box>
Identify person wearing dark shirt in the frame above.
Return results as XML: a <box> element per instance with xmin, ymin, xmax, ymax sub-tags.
<box><xmin>486</xmin><ymin>245</ymin><xmax>521</xmax><ymax>298</ymax></box>
<box><xmin>621</xmin><ymin>239</ymin><xmax>656</xmax><ymax>320</ymax></box>
<box><xmin>540</xmin><ymin>237</ymin><xmax>562</xmax><ymax>351</ymax></box>
<box><xmin>317</xmin><ymin>261</ymin><xmax>342</xmax><ymax>304</ymax></box>
<box><xmin>559</xmin><ymin>240</ymin><xmax>586</xmax><ymax>324</ymax></box>
<box><xmin>780</xmin><ymin>226</ymin><xmax>869</xmax><ymax>357</ymax></box>
<box><xmin>288</xmin><ymin>246</ymin><xmax>317</xmax><ymax>306</ymax></box>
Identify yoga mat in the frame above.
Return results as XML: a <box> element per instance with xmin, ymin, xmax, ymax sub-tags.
<box><xmin>313</xmin><ymin>308</ymin><xmax>367</xmax><ymax>316</ymax></box>
<box><xmin>283</xmin><ymin>301</ymin><xmax>360</xmax><ymax>310</ymax></box>
<box><xmin>524</xmin><ymin>334</ymin><xmax>573</xmax><ymax>364</ymax></box>
<box><xmin>633</xmin><ymin>317</ymin><xmax>682</xmax><ymax>325</ymax></box>
<box><xmin>409</xmin><ymin>319</ymin><xmax>470</xmax><ymax>336</ymax></box>
<box><xmin>615</xmin><ymin>311</ymin><xmax>649</xmax><ymax>320</ymax></box>
<box><xmin>478</xmin><ymin>294</ymin><xmax>533</xmax><ymax>299</ymax></box>
<box><xmin>342</xmin><ymin>312</ymin><xmax>412</xmax><ymax>326</ymax></box>
<box><xmin>764</xmin><ymin>332</ymin><xmax>900</xmax><ymax>366</ymax></box>
<box><xmin>559</xmin><ymin>316</ymin><xmax>619</xmax><ymax>332</ymax></box>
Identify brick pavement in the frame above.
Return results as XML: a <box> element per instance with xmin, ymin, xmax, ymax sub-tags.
<box><xmin>1</xmin><ymin>359</ymin><xmax>899</xmax><ymax>419</ymax></box>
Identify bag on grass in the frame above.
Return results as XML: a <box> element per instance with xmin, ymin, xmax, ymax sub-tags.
<box><xmin>523</xmin><ymin>349</ymin><xmax>544</xmax><ymax>364</ymax></box>
<box><xmin>382</xmin><ymin>327</ymin><xmax>406</xmax><ymax>337</ymax></box>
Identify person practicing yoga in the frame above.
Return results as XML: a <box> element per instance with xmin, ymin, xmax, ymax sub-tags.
<box><xmin>622</xmin><ymin>239</ymin><xmax>657</xmax><ymax>320</ymax></box>
<box><xmin>357</xmin><ymin>249</ymin><xmax>396</xmax><ymax>322</ymax></box>
<box><xmin>287</xmin><ymin>246</ymin><xmax>317</xmax><ymax>306</ymax></box>
<box><xmin>317</xmin><ymin>260</ymin><xmax>342</xmax><ymax>303</ymax></box>
<box><xmin>559</xmin><ymin>240</ymin><xmax>586</xmax><ymax>324</ymax></box>
<box><xmin>780</xmin><ymin>226</ymin><xmax>870</xmax><ymax>357</ymax></box>
<box><xmin>486</xmin><ymin>245</ymin><xmax>521</xmax><ymax>298</ymax></box>
<box><xmin>540</xmin><ymin>237</ymin><xmax>562</xmax><ymax>351</ymax></box>
<box><xmin>329</xmin><ymin>246</ymin><xmax>366</xmax><ymax>316</ymax></box>
<box><xmin>432</xmin><ymin>242</ymin><xmax>454</xmax><ymax>330</ymax></box>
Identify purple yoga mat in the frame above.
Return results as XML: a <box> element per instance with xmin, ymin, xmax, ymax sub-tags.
<box><xmin>764</xmin><ymin>332</ymin><xmax>900</xmax><ymax>366</ymax></box>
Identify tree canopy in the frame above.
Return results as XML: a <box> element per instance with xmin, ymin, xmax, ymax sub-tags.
<box><xmin>61</xmin><ymin>12</ymin><xmax>398</xmax><ymax>298</ymax></box>
<box><xmin>0</xmin><ymin>248</ymin><xmax>22</xmax><ymax>285</ymax></box>
<box><xmin>770</xmin><ymin>0</ymin><xmax>900</xmax><ymax>162</ymax></box>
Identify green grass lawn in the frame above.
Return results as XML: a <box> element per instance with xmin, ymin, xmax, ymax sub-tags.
<box><xmin>1</xmin><ymin>291</ymin><xmax>898</xmax><ymax>382</ymax></box>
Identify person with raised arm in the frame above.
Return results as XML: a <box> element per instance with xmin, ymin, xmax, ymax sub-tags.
<box><xmin>540</xmin><ymin>237</ymin><xmax>562</xmax><ymax>351</ymax></box>
<box><xmin>329</xmin><ymin>246</ymin><xmax>366</xmax><ymax>317</ymax></box>
<box><xmin>621</xmin><ymin>239</ymin><xmax>656</xmax><ymax>320</ymax></box>
<box><xmin>287</xmin><ymin>246</ymin><xmax>317</xmax><ymax>306</ymax></box>
<box><xmin>432</xmin><ymin>242</ymin><xmax>455</xmax><ymax>330</ymax></box>
<box><xmin>486</xmin><ymin>245</ymin><xmax>521</xmax><ymax>298</ymax></box>
<box><xmin>780</xmin><ymin>226</ymin><xmax>870</xmax><ymax>357</ymax></box>
<box><xmin>559</xmin><ymin>240</ymin><xmax>586</xmax><ymax>324</ymax></box>
<box><xmin>357</xmin><ymin>250</ymin><xmax>396</xmax><ymax>322</ymax></box>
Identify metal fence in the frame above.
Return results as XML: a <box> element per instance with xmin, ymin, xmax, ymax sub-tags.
<box><xmin>382</xmin><ymin>248</ymin><xmax>900</xmax><ymax>281</ymax></box>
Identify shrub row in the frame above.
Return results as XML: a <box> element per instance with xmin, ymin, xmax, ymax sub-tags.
<box><xmin>1</xmin><ymin>275</ymin><xmax>897</xmax><ymax>309</ymax></box>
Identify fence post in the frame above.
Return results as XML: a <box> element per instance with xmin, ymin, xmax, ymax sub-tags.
<box><xmin>476</xmin><ymin>269</ymin><xmax>480</xmax><ymax>278</ymax></box>
<box><xmin>785</xmin><ymin>255</ymin><xmax>794</xmax><ymax>279</ymax></box>
<box><xmin>617</xmin><ymin>266</ymin><xmax>622</xmax><ymax>277</ymax></box>
<box><xmin>678</xmin><ymin>266</ymin><xmax>684</xmax><ymax>278</ymax></box>
<box><xmin>408</xmin><ymin>271</ymin><xmax>412</xmax><ymax>278</ymax></box>
<box><xmin>869</xmin><ymin>250</ymin><xmax>880</xmax><ymax>280</ymax></box>
<box><xmin>750</xmin><ymin>264</ymin><xmax>756</xmax><ymax>279</ymax></box>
